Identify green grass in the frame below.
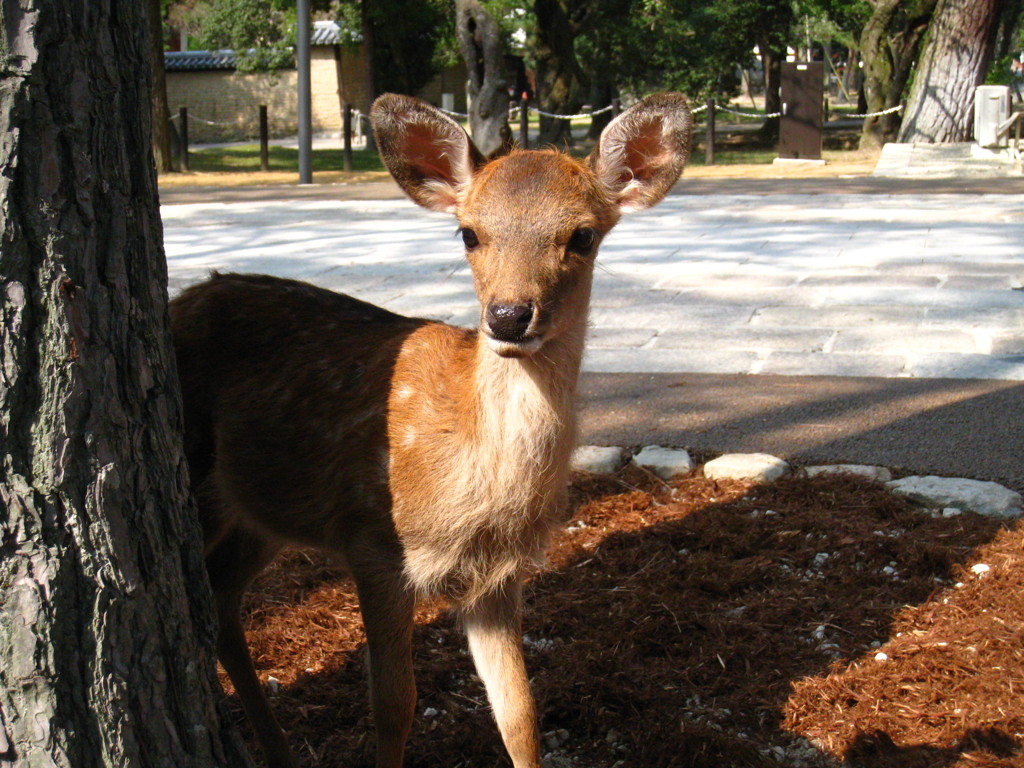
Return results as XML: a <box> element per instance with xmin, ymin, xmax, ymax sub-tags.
<box><xmin>184</xmin><ymin>133</ymin><xmax>783</xmax><ymax>175</ymax></box>
<box><xmin>186</xmin><ymin>144</ymin><xmax>387</xmax><ymax>174</ymax></box>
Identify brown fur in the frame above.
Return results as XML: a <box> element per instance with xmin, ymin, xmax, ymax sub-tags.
<box><xmin>171</xmin><ymin>92</ymin><xmax>691</xmax><ymax>768</ymax></box>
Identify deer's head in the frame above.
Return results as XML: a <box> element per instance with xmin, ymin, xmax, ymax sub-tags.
<box><xmin>371</xmin><ymin>93</ymin><xmax>691</xmax><ymax>358</ymax></box>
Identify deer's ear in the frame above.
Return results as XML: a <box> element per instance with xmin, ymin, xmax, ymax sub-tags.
<box><xmin>588</xmin><ymin>92</ymin><xmax>692</xmax><ymax>212</ymax></box>
<box><xmin>371</xmin><ymin>94</ymin><xmax>487</xmax><ymax>213</ymax></box>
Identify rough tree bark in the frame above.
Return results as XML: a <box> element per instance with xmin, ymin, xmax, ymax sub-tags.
<box><xmin>147</xmin><ymin>0</ymin><xmax>174</xmax><ymax>173</ymax></box>
<box><xmin>898</xmin><ymin>0</ymin><xmax>1006</xmax><ymax>143</ymax></box>
<box><xmin>0</xmin><ymin>2</ymin><xmax>252</xmax><ymax>767</ymax></box>
<box><xmin>456</xmin><ymin>0</ymin><xmax>510</xmax><ymax>156</ymax></box>
<box><xmin>858</xmin><ymin>0</ymin><xmax>937</xmax><ymax>149</ymax></box>
<box><xmin>533</xmin><ymin>0</ymin><xmax>589</xmax><ymax>147</ymax></box>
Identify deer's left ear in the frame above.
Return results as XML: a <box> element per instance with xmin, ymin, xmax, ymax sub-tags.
<box><xmin>371</xmin><ymin>93</ymin><xmax>487</xmax><ymax>213</ymax></box>
<box><xmin>587</xmin><ymin>92</ymin><xmax>692</xmax><ymax>212</ymax></box>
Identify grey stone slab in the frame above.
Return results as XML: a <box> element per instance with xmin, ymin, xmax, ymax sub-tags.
<box><xmin>674</xmin><ymin>286</ymin><xmax>828</xmax><ymax>307</ymax></box>
<box><xmin>582</xmin><ymin>348</ymin><xmax>759</xmax><ymax>374</ymax></box>
<box><xmin>653</xmin><ymin>273</ymin><xmax>800</xmax><ymax>290</ymax></box>
<box><xmin>750</xmin><ymin>305</ymin><xmax>927</xmax><ymax>327</ymax></box>
<box><xmin>587</xmin><ymin>328</ymin><xmax>658</xmax><ymax>349</ymax></box>
<box><xmin>989</xmin><ymin>333</ymin><xmax>1024</xmax><ymax>355</ymax></box>
<box><xmin>905</xmin><ymin>353</ymin><xmax>1024</xmax><ymax>380</ymax></box>
<box><xmin>831</xmin><ymin>327</ymin><xmax>979</xmax><ymax>355</ymax></box>
<box><xmin>758</xmin><ymin>352</ymin><xmax>908</xmax><ymax>377</ymax></box>
<box><xmin>819</xmin><ymin>287</ymin><xmax>1024</xmax><ymax>308</ymax></box>
<box><xmin>798</xmin><ymin>274</ymin><xmax>941</xmax><ymax>288</ymax></box>
<box><xmin>654</xmin><ymin>327</ymin><xmax>833</xmax><ymax>352</ymax></box>
<box><xmin>941</xmin><ymin>275</ymin><xmax>1017</xmax><ymax>290</ymax></box>
<box><xmin>589</xmin><ymin>302</ymin><xmax>757</xmax><ymax>329</ymax></box>
<box><xmin>923</xmin><ymin>306</ymin><xmax>1024</xmax><ymax>329</ymax></box>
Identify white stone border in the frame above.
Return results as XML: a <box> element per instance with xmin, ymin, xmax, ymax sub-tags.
<box><xmin>571</xmin><ymin>444</ymin><xmax>1023</xmax><ymax>519</ymax></box>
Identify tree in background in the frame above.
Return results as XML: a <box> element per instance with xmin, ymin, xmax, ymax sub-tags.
<box><xmin>899</xmin><ymin>0</ymin><xmax>1007</xmax><ymax>142</ymax></box>
<box><xmin>456</xmin><ymin>0</ymin><xmax>511</xmax><ymax>155</ymax></box>
<box><xmin>0</xmin><ymin>1</ymin><xmax>252</xmax><ymax>765</ymax></box>
<box><xmin>533</xmin><ymin>0</ymin><xmax>592</xmax><ymax>146</ymax></box>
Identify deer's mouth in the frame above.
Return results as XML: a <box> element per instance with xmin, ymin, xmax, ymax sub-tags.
<box><xmin>485</xmin><ymin>333</ymin><xmax>546</xmax><ymax>358</ymax></box>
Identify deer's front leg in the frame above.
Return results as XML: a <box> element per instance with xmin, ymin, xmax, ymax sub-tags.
<box><xmin>462</xmin><ymin>583</ymin><xmax>541</xmax><ymax>768</ymax></box>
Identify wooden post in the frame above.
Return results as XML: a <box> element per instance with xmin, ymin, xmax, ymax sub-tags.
<box><xmin>179</xmin><ymin>106</ymin><xmax>189</xmax><ymax>172</ymax></box>
<box><xmin>519</xmin><ymin>96</ymin><xmax>529</xmax><ymax>150</ymax></box>
<box><xmin>343</xmin><ymin>104</ymin><xmax>353</xmax><ymax>172</ymax></box>
<box><xmin>705</xmin><ymin>98</ymin><xmax>715</xmax><ymax>166</ymax></box>
<box><xmin>259</xmin><ymin>105</ymin><xmax>269</xmax><ymax>172</ymax></box>
<box><xmin>612</xmin><ymin>97</ymin><xmax>622</xmax><ymax>117</ymax></box>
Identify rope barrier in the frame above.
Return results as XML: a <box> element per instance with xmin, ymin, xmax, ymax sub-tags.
<box><xmin>529</xmin><ymin>104</ymin><xmax>615</xmax><ymax>120</ymax></box>
<box><xmin>715</xmin><ymin>105</ymin><xmax>782</xmax><ymax>119</ymax></box>
<box><xmin>842</xmin><ymin>104</ymin><xmax>903</xmax><ymax>119</ymax></box>
<box><xmin>169</xmin><ymin>112</ymin><xmax>241</xmax><ymax>127</ymax></box>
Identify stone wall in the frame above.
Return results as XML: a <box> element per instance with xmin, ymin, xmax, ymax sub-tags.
<box><xmin>166</xmin><ymin>46</ymin><xmax>467</xmax><ymax>144</ymax></box>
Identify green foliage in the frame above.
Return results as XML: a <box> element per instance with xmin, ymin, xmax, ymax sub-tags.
<box><xmin>195</xmin><ymin>0</ymin><xmax>297</xmax><ymax>71</ymax></box>
<box><xmin>573</xmin><ymin>0</ymin><xmax>794</xmax><ymax>102</ymax></box>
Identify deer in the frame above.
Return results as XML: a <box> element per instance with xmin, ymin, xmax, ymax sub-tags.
<box><xmin>169</xmin><ymin>91</ymin><xmax>691</xmax><ymax>768</ymax></box>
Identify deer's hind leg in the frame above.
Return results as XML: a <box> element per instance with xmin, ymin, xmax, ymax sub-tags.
<box><xmin>348</xmin><ymin>547</ymin><xmax>417</xmax><ymax>768</ymax></box>
<box><xmin>205</xmin><ymin>524</ymin><xmax>293</xmax><ymax>768</ymax></box>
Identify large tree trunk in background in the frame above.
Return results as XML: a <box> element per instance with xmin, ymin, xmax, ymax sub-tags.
<box><xmin>534</xmin><ymin>0</ymin><xmax>588</xmax><ymax>147</ymax></box>
<box><xmin>147</xmin><ymin>0</ymin><xmax>174</xmax><ymax>172</ymax></box>
<box><xmin>456</xmin><ymin>0</ymin><xmax>509</xmax><ymax>156</ymax></box>
<box><xmin>899</xmin><ymin>0</ymin><xmax>1006</xmax><ymax>142</ymax></box>
<box><xmin>858</xmin><ymin>0</ymin><xmax>901</xmax><ymax>149</ymax></box>
<box><xmin>0</xmin><ymin>3</ymin><xmax>252</xmax><ymax>767</ymax></box>
<box><xmin>858</xmin><ymin>0</ymin><xmax>938</xmax><ymax>148</ymax></box>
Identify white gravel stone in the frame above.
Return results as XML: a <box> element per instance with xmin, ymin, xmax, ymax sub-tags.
<box><xmin>804</xmin><ymin>464</ymin><xmax>893</xmax><ymax>482</ymax></box>
<box><xmin>703</xmin><ymin>453</ymin><xmax>789</xmax><ymax>483</ymax></box>
<box><xmin>886</xmin><ymin>475</ymin><xmax>1023</xmax><ymax>518</ymax></box>
<box><xmin>632</xmin><ymin>445</ymin><xmax>694</xmax><ymax>479</ymax></box>
<box><xmin>571</xmin><ymin>445</ymin><xmax>624</xmax><ymax>474</ymax></box>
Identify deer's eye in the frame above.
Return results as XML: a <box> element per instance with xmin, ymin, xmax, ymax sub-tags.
<box><xmin>460</xmin><ymin>228</ymin><xmax>480</xmax><ymax>249</ymax></box>
<box><xmin>568</xmin><ymin>227</ymin><xmax>597</xmax><ymax>254</ymax></box>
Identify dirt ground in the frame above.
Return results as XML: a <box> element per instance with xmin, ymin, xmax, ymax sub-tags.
<box><xmin>224</xmin><ymin>465</ymin><xmax>1024</xmax><ymax>768</ymax></box>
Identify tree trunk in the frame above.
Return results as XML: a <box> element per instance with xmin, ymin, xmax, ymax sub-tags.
<box><xmin>858</xmin><ymin>0</ymin><xmax>901</xmax><ymax>149</ymax></box>
<box><xmin>456</xmin><ymin>0</ymin><xmax>509</xmax><ymax>156</ymax></box>
<box><xmin>533</xmin><ymin>0</ymin><xmax>588</xmax><ymax>147</ymax></box>
<box><xmin>146</xmin><ymin>0</ymin><xmax>174</xmax><ymax>173</ymax></box>
<box><xmin>757</xmin><ymin>39</ymin><xmax>782</xmax><ymax>143</ymax></box>
<box><xmin>898</xmin><ymin>0</ymin><xmax>1006</xmax><ymax>142</ymax></box>
<box><xmin>0</xmin><ymin>3</ymin><xmax>252</xmax><ymax>767</ymax></box>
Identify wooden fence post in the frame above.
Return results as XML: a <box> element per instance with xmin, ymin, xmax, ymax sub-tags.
<box><xmin>178</xmin><ymin>106</ymin><xmax>189</xmax><ymax>172</ymax></box>
<box><xmin>343</xmin><ymin>104</ymin><xmax>353</xmax><ymax>172</ymax></box>
<box><xmin>259</xmin><ymin>105</ymin><xmax>269</xmax><ymax>172</ymax></box>
<box><xmin>519</xmin><ymin>96</ymin><xmax>529</xmax><ymax>150</ymax></box>
<box><xmin>705</xmin><ymin>98</ymin><xmax>715</xmax><ymax>166</ymax></box>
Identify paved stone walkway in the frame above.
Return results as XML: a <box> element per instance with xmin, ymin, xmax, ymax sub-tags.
<box><xmin>162</xmin><ymin>190</ymin><xmax>1024</xmax><ymax>381</ymax></box>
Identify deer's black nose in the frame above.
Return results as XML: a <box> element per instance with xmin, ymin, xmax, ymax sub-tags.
<box><xmin>486</xmin><ymin>302</ymin><xmax>534</xmax><ymax>342</ymax></box>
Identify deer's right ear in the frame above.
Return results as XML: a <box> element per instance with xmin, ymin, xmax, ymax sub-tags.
<box><xmin>371</xmin><ymin>94</ymin><xmax>487</xmax><ymax>213</ymax></box>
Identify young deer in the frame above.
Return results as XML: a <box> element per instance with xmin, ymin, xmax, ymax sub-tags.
<box><xmin>170</xmin><ymin>92</ymin><xmax>691</xmax><ymax>768</ymax></box>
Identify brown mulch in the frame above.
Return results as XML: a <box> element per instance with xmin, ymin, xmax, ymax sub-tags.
<box><xmin>225</xmin><ymin>466</ymin><xmax>1024</xmax><ymax>768</ymax></box>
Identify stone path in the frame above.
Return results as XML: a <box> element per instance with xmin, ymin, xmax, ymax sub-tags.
<box><xmin>162</xmin><ymin>191</ymin><xmax>1024</xmax><ymax>381</ymax></box>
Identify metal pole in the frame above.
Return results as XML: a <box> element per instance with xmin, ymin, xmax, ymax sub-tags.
<box><xmin>296</xmin><ymin>0</ymin><xmax>312</xmax><ymax>184</ymax></box>
<box><xmin>259</xmin><ymin>105</ymin><xmax>269</xmax><ymax>172</ymax></box>
<box><xmin>705</xmin><ymin>98</ymin><xmax>715</xmax><ymax>166</ymax></box>
<box><xmin>179</xmin><ymin>107</ymin><xmax>189</xmax><ymax>172</ymax></box>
